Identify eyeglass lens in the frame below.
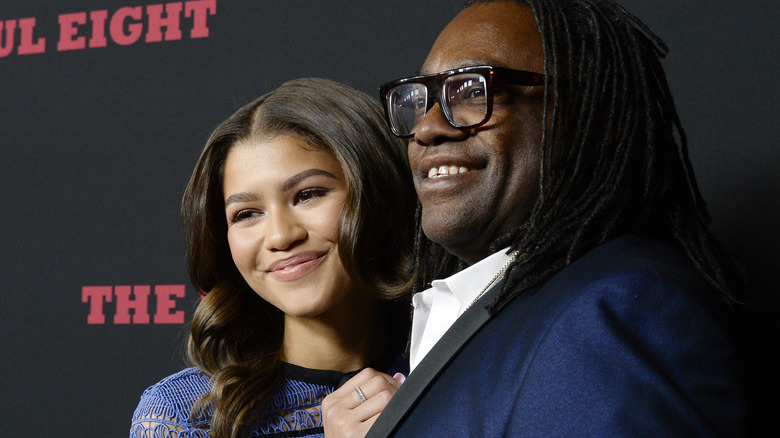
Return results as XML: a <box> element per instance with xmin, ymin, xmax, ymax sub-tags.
<box><xmin>387</xmin><ymin>73</ymin><xmax>489</xmax><ymax>136</ymax></box>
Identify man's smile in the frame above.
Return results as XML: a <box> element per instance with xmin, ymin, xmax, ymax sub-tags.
<box><xmin>427</xmin><ymin>165</ymin><xmax>472</xmax><ymax>178</ymax></box>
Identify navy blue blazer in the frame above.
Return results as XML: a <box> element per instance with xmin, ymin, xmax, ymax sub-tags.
<box><xmin>368</xmin><ymin>236</ymin><xmax>744</xmax><ymax>437</ymax></box>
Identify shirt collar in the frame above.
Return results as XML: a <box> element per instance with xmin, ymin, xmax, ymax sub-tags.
<box><xmin>430</xmin><ymin>247</ymin><xmax>513</xmax><ymax>309</ymax></box>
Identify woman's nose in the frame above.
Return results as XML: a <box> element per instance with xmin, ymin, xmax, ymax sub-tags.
<box><xmin>263</xmin><ymin>208</ymin><xmax>307</xmax><ymax>251</ymax></box>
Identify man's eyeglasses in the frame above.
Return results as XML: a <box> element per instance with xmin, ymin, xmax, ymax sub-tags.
<box><xmin>379</xmin><ymin>65</ymin><xmax>548</xmax><ymax>138</ymax></box>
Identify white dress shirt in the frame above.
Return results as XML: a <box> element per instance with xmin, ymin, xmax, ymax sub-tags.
<box><xmin>409</xmin><ymin>247</ymin><xmax>512</xmax><ymax>373</ymax></box>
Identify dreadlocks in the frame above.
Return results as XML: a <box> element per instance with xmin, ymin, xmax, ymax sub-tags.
<box><xmin>410</xmin><ymin>0</ymin><xmax>744</xmax><ymax>311</ymax></box>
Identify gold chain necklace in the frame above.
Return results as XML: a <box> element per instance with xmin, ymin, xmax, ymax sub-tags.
<box><xmin>463</xmin><ymin>249</ymin><xmax>519</xmax><ymax>312</ymax></box>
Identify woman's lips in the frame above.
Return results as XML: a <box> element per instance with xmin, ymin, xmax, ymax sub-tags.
<box><xmin>267</xmin><ymin>251</ymin><xmax>328</xmax><ymax>282</ymax></box>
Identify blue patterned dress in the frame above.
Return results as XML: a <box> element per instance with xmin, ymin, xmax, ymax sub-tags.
<box><xmin>130</xmin><ymin>361</ymin><xmax>406</xmax><ymax>438</ymax></box>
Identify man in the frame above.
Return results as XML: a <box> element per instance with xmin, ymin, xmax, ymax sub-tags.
<box><xmin>323</xmin><ymin>1</ymin><xmax>747</xmax><ymax>436</ymax></box>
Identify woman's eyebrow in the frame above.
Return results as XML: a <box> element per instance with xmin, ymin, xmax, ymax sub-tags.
<box><xmin>279</xmin><ymin>168</ymin><xmax>338</xmax><ymax>192</ymax></box>
<box><xmin>224</xmin><ymin>168</ymin><xmax>338</xmax><ymax>208</ymax></box>
<box><xmin>224</xmin><ymin>192</ymin><xmax>259</xmax><ymax>208</ymax></box>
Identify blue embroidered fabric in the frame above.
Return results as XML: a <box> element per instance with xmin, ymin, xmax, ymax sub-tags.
<box><xmin>130</xmin><ymin>367</ymin><xmax>333</xmax><ymax>438</ymax></box>
<box><xmin>131</xmin><ymin>359</ymin><xmax>407</xmax><ymax>438</ymax></box>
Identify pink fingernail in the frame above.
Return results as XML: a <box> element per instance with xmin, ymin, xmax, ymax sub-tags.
<box><xmin>393</xmin><ymin>373</ymin><xmax>406</xmax><ymax>384</ymax></box>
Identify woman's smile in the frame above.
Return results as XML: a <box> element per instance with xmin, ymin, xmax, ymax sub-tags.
<box><xmin>267</xmin><ymin>250</ymin><xmax>329</xmax><ymax>282</ymax></box>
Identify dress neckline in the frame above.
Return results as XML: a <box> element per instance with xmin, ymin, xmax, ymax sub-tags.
<box><xmin>281</xmin><ymin>350</ymin><xmax>404</xmax><ymax>389</ymax></box>
<box><xmin>281</xmin><ymin>362</ymin><xmax>359</xmax><ymax>387</ymax></box>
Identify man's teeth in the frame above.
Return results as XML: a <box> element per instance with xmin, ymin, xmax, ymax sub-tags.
<box><xmin>428</xmin><ymin>165</ymin><xmax>470</xmax><ymax>178</ymax></box>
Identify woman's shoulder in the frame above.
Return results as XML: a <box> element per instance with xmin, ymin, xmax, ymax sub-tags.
<box><xmin>131</xmin><ymin>367</ymin><xmax>212</xmax><ymax>435</ymax></box>
<box><xmin>141</xmin><ymin>367</ymin><xmax>211</xmax><ymax>401</ymax></box>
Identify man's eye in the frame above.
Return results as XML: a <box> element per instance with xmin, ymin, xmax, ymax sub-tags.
<box><xmin>464</xmin><ymin>87</ymin><xmax>485</xmax><ymax>99</ymax></box>
<box><xmin>450</xmin><ymin>85</ymin><xmax>486</xmax><ymax>105</ymax></box>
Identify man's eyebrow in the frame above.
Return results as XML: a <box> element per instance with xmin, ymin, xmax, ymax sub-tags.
<box><xmin>224</xmin><ymin>168</ymin><xmax>339</xmax><ymax>208</ymax></box>
<box><xmin>457</xmin><ymin>59</ymin><xmax>496</xmax><ymax>68</ymax></box>
<box><xmin>419</xmin><ymin>59</ymin><xmax>496</xmax><ymax>75</ymax></box>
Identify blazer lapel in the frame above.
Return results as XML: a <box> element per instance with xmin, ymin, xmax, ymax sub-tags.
<box><xmin>366</xmin><ymin>280</ymin><xmax>506</xmax><ymax>437</ymax></box>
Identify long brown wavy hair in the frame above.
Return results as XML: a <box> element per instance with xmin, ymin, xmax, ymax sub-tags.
<box><xmin>181</xmin><ymin>78</ymin><xmax>416</xmax><ymax>437</ymax></box>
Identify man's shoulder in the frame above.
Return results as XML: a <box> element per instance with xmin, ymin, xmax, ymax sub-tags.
<box><xmin>492</xmin><ymin>235</ymin><xmax>724</xmax><ymax>343</ymax></box>
<box><xmin>566</xmin><ymin>235</ymin><xmax>698</xmax><ymax>278</ymax></box>
<box><xmin>534</xmin><ymin>235</ymin><xmax>709</xmax><ymax>302</ymax></box>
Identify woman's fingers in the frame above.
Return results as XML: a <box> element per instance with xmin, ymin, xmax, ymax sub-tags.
<box><xmin>322</xmin><ymin>368</ymin><xmax>404</xmax><ymax>437</ymax></box>
<box><xmin>327</xmin><ymin>368</ymin><xmax>401</xmax><ymax>408</ymax></box>
<box><xmin>354</xmin><ymin>372</ymin><xmax>401</xmax><ymax>404</ymax></box>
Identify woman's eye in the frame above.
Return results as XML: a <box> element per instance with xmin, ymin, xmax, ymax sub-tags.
<box><xmin>230</xmin><ymin>209</ymin><xmax>262</xmax><ymax>224</ymax></box>
<box><xmin>295</xmin><ymin>188</ymin><xmax>329</xmax><ymax>204</ymax></box>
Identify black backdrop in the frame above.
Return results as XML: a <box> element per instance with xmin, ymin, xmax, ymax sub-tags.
<box><xmin>2</xmin><ymin>1</ymin><xmax>778</xmax><ymax>436</ymax></box>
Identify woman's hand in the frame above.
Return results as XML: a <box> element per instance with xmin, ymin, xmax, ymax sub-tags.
<box><xmin>322</xmin><ymin>368</ymin><xmax>405</xmax><ymax>438</ymax></box>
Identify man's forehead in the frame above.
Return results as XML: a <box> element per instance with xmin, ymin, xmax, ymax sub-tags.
<box><xmin>421</xmin><ymin>2</ymin><xmax>544</xmax><ymax>77</ymax></box>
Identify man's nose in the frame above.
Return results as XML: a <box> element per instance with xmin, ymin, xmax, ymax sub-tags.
<box><xmin>413</xmin><ymin>101</ymin><xmax>469</xmax><ymax>146</ymax></box>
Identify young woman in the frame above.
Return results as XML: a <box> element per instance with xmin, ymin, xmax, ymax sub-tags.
<box><xmin>130</xmin><ymin>78</ymin><xmax>416</xmax><ymax>438</ymax></box>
